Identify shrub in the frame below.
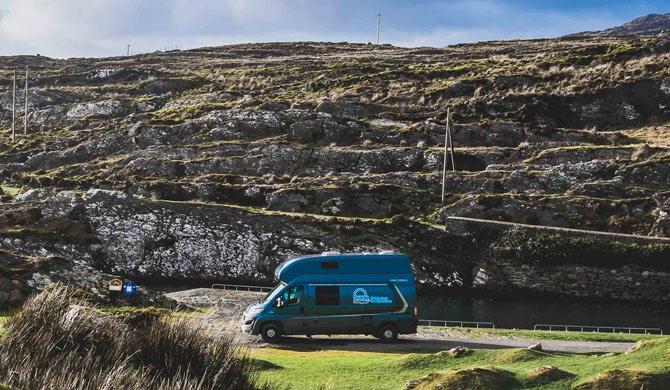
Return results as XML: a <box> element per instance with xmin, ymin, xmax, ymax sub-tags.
<box><xmin>0</xmin><ymin>284</ymin><xmax>268</xmax><ymax>389</ymax></box>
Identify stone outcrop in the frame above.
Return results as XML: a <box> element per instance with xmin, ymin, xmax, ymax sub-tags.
<box><xmin>0</xmin><ymin>190</ymin><xmax>471</xmax><ymax>296</ymax></box>
<box><xmin>472</xmin><ymin>260</ymin><xmax>670</xmax><ymax>302</ymax></box>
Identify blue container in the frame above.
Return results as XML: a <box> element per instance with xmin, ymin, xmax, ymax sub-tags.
<box><xmin>122</xmin><ymin>281</ymin><xmax>137</xmax><ymax>297</ymax></box>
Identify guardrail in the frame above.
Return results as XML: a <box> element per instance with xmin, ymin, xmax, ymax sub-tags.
<box><xmin>211</xmin><ymin>283</ymin><xmax>273</xmax><ymax>292</ymax></box>
<box><xmin>419</xmin><ymin>319</ymin><xmax>495</xmax><ymax>329</ymax></box>
<box><xmin>533</xmin><ymin>324</ymin><xmax>663</xmax><ymax>335</ymax></box>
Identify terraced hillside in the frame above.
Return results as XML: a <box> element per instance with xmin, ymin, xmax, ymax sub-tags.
<box><xmin>0</xmin><ymin>35</ymin><xmax>669</xmax><ymax>305</ymax></box>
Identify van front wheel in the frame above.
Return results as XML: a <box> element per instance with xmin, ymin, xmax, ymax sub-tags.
<box><xmin>377</xmin><ymin>324</ymin><xmax>398</xmax><ymax>342</ymax></box>
<box><xmin>260</xmin><ymin>323</ymin><xmax>282</xmax><ymax>343</ymax></box>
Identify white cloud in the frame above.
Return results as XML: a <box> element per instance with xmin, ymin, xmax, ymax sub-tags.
<box><xmin>0</xmin><ymin>0</ymin><xmax>635</xmax><ymax>58</ymax></box>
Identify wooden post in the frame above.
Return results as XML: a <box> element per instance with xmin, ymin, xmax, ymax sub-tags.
<box><xmin>11</xmin><ymin>69</ymin><xmax>16</xmax><ymax>143</ymax></box>
<box><xmin>441</xmin><ymin>107</ymin><xmax>449</xmax><ymax>203</ymax></box>
<box><xmin>24</xmin><ymin>66</ymin><xmax>28</xmax><ymax>135</ymax></box>
<box><xmin>448</xmin><ymin>111</ymin><xmax>455</xmax><ymax>172</ymax></box>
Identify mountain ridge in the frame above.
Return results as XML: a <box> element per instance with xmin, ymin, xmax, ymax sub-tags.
<box><xmin>570</xmin><ymin>12</ymin><xmax>670</xmax><ymax>37</ymax></box>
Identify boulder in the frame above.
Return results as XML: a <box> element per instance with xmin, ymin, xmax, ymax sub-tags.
<box><xmin>66</xmin><ymin>99</ymin><xmax>126</xmax><ymax>119</ymax></box>
<box><xmin>315</xmin><ymin>101</ymin><xmax>385</xmax><ymax>119</ymax></box>
<box><xmin>447</xmin><ymin>346</ymin><xmax>470</xmax><ymax>357</ymax></box>
<box><xmin>290</xmin><ymin>120</ymin><xmax>323</xmax><ymax>141</ymax></box>
<box><xmin>136</xmin><ymin>78</ymin><xmax>202</xmax><ymax>95</ymax></box>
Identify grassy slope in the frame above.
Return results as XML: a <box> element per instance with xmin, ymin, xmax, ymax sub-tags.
<box><xmin>251</xmin><ymin>338</ymin><xmax>670</xmax><ymax>390</ymax></box>
<box><xmin>0</xmin><ymin>316</ymin><xmax>8</xmax><ymax>388</ymax></box>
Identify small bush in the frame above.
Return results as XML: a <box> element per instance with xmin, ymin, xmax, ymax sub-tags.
<box><xmin>406</xmin><ymin>367</ymin><xmax>515</xmax><ymax>390</ymax></box>
<box><xmin>494</xmin><ymin>348</ymin><xmax>544</xmax><ymax>364</ymax></box>
<box><xmin>574</xmin><ymin>369</ymin><xmax>670</xmax><ymax>390</ymax></box>
<box><xmin>0</xmin><ymin>284</ymin><xmax>268</xmax><ymax>389</ymax></box>
<box><xmin>525</xmin><ymin>365</ymin><xmax>574</xmax><ymax>386</ymax></box>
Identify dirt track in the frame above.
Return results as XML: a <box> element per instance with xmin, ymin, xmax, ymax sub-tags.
<box><xmin>166</xmin><ymin>288</ymin><xmax>636</xmax><ymax>354</ymax></box>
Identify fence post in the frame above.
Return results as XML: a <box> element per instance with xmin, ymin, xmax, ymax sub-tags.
<box><xmin>24</xmin><ymin>66</ymin><xmax>28</xmax><ymax>135</ymax></box>
<box><xmin>11</xmin><ymin>69</ymin><xmax>16</xmax><ymax>142</ymax></box>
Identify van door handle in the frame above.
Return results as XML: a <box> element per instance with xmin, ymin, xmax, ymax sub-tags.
<box><xmin>299</xmin><ymin>306</ymin><xmax>304</xmax><ymax>314</ymax></box>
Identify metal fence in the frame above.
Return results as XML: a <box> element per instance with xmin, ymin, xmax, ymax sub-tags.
<box><xmin>211</xmin><ymin>283</ymin><xmax>273</xmax><ymax>292</ymax></box>
<box><xmin>533</xmin><ymin>324</ymin><xmax>663</xmax><ymax>335</ymax></box>
<box><xmin>419</xmin><ymin>319</ymin><xmax>495</xmax><ymax>329</ymax></box>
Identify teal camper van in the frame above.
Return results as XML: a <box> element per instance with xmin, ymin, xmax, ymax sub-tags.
<box><xmin>241</xmin><ymin>251</ymin><xmax>418</xmax><ymax>342</ymax></box>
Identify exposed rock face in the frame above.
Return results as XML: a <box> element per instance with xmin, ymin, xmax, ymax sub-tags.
<box><xmin>0</xmin><ymin>37</ymin><xmax>669</xmax><ymax>305</ymax></box>
<box><xmin>2</xmin><ymin>190</ymin><xmax>470</xmax><ymax>293</ymax></box>
<box><xmin>66</xmin><ymin>99</ymin><xmax>127</xmax><ymax>119</ymax></box>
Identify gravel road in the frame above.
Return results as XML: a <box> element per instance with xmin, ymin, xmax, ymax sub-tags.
<box><xmin>166</xmin><ymin>288</ymin><xmax>636</xmax><ymax>354</ymax></box>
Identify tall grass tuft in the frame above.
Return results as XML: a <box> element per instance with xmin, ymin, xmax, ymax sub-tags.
<box><xmin>0</xmin><ymin>284</ymin><xmax>269</xmax><ymax>389</ymax></box>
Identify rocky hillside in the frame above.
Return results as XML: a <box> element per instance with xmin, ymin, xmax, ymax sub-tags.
<box><xmin>572</xmin><ymin>13</ymin><xmax>670</xmax><ymax>37</ymax></box>
<box><xmin>1</xmin><ymin>36</ymin><xmax>669</xmax><ymax>305</ymax></box>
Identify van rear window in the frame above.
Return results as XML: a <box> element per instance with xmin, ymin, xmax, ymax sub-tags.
<box><xmin>315</xmin><ymin>286</ymin><xmax>339</xmax><ymax>305</ymax></box>
<box><xmin>320</xmin><ymin>261</ymin><xmax>338</xmax><ymax>269</ymax></box>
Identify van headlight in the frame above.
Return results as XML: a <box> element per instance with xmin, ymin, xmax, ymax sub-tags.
<box><xmin>246</xmin><ymin>306</ymin><xmax>264</xmax><ymax>318</ymax></box>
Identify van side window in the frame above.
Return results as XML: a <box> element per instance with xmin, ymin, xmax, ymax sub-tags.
<box><xmin>320</xmin><ymin>261</ymin><xmax>338</xmax><ymax>269</ymax></box>
<box><xmin>315</xmin><ymin>286</ymin><xmax>339</xmax><ymax>305</ymax></box>
<box><xmin>274</xmin><ymin>285</ymin><xmax>303</xmax><ymax>308</ymax></box>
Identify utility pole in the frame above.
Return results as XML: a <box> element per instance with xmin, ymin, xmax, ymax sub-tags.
<box><xmin>441</xmin><ymin>108</ymin><xmax>455</xmax><ymax>203</ymax></box>
<box><xmin>376</xmin><ymin>13</ymin><xmax>381</xmax><ymax>45</ymax></box>
<box><xmin>126</xmin><ymin>44</ymin><xmax>131</xmax><ymax>56</ymax></box>
<box><xmin>24</xmin><ymin>66</ymin><xmax>28</xmax><ymax>135</ymax></box>
<box><xmin>11</xmin><ymin>69</ymin><xmax>16</xmax><ymax>143</ymax></box>
<box><xmin>448</xmin><ymin>110</ymin><xmax>455</xmax><ymax>173</ymax></box>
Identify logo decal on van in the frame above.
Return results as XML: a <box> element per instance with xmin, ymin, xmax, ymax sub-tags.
<box><xmin>353</xmin><ymin>288</ymin><xmax>370</xmax><ymax>304</ymax></box>
<box><xmin>353</xmin><ymin>288</ymin><xmax>392</xmax><ymax>304</ymax></box>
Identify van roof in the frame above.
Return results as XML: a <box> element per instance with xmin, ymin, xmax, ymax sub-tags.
<box><xmin>275</xmin><ymin>252</ymin><xmax>411</xmax><ymax>282</ymax></box>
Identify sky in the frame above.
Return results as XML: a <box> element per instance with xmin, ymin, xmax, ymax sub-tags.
<box><xmin>0</xmin><ymin>0</ymin><xmax>669</xmax><ymax>58</ymax></box>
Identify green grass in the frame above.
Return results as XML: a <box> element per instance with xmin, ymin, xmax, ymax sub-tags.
<box><xmin>0</xmin><ymin>315</ymin><xmax>10</xmax><ymax>337</ymax></box>
<box><xmin>0</xmin><ymin>185</ymin><xmax>20</xmax><ymax>196</ymax></box>
<box><xmin>252</xmin><ymin>338</ymin><xmax>670</xmax><ymax>389</ymax></box>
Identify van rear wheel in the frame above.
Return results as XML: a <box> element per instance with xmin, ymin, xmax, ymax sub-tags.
<box><xmin>260</xmin><ymin>323</ymin><xmax>282</xmax><ymax>343</ymax></box>
<box><xmin>377</xmin><ymin>324</ymin><xmax>398</xmax><ymax>342</ymax></box>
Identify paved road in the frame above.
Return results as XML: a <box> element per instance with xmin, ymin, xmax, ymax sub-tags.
<box><xmin>168</xmin><ymin>288</ymin><xmax>637</xmax><ymax>354</ymax></box>
<box><xmin>245</xmin><ymin>333</ymin><xmax>634</xmax><ymax>354</ymax></box>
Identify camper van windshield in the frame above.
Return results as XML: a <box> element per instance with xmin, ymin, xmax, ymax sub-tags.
<box><xmin>263</xmin><ymin>282</ymin><xmax>286</xmax><ymax>302</ymax></box>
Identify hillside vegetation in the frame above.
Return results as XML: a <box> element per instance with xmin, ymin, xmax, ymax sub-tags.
<box><xmin>0</xmin><ymin>35</ymin><xmax>669</xmax><ymax>303</ymax></box>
